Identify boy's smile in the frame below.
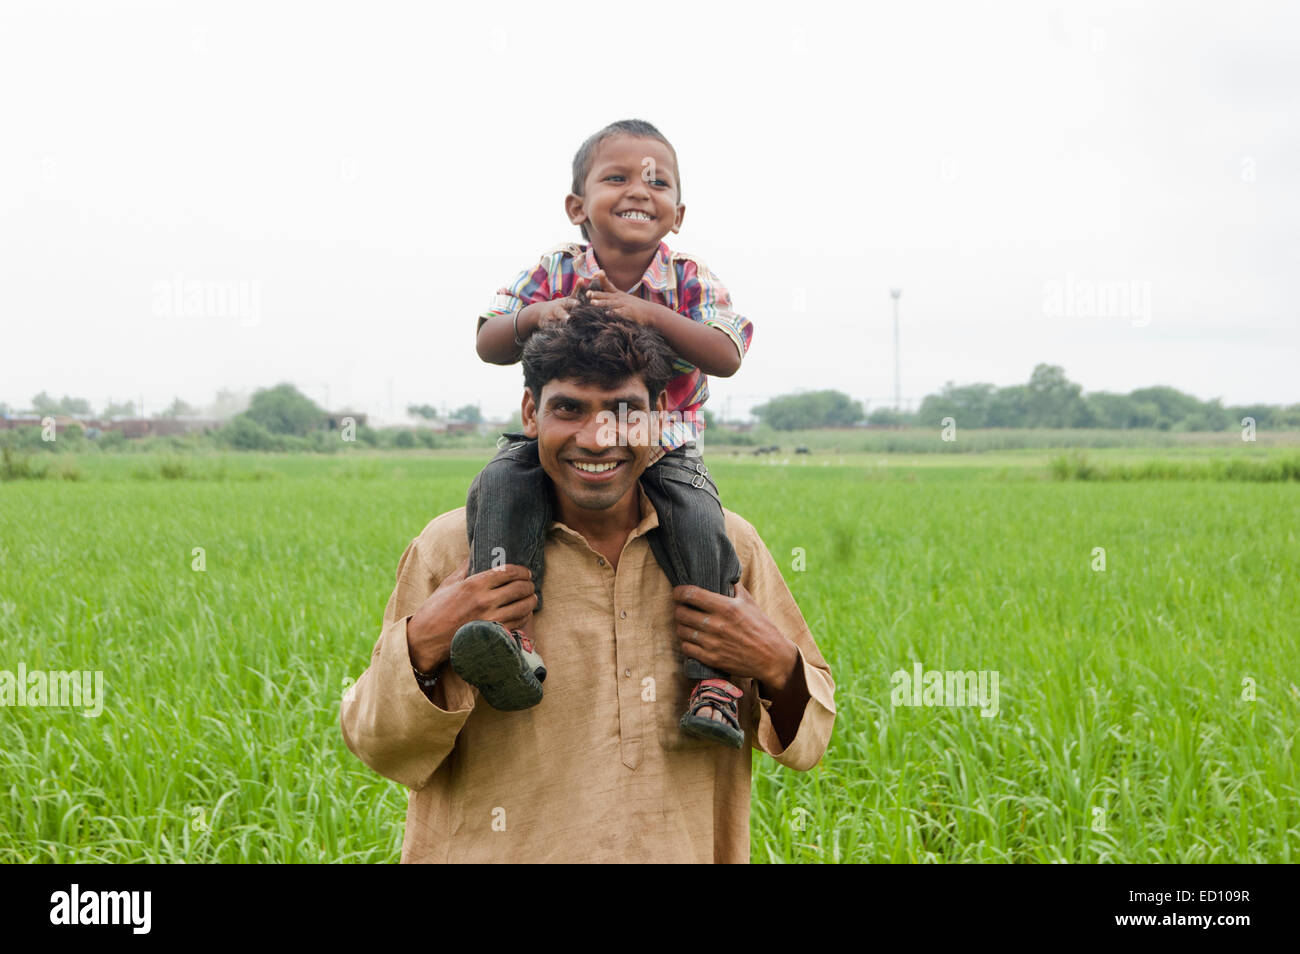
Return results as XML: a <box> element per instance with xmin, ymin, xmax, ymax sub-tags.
<box><xmin>566</xmin><ymin>135</ymin><xmax>685</xmax><ymax>259</ymax></box>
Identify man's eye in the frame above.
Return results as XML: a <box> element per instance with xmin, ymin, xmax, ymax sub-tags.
<box><xmin>605</xmin><ymin>175</ymin><xmax>624</xmax><ymax>182</ymax></box>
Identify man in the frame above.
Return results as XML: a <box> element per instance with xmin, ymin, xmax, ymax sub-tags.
<box><xmin>340</xmin><ymin>303</ymin><xmax>836</xmax><ymax>863</ymax></box>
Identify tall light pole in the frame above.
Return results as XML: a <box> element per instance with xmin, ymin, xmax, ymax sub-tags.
<box><xmin>890</xmin><ymin>288</ymin><xmax>902</xmax><ymax>412</ymax></box>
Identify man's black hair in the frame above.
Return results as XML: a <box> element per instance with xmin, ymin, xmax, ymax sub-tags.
<box><xmin>521</xmin><ymin>289</ymin><xmax>675</xmax><ymax>404</ymax></box>
<box><xmin>571</xmin><ymin>119</ymin><xmax>680</xmax><ymax>242</ymax></box>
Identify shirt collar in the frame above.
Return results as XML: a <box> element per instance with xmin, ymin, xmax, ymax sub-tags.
<box><xmin>548</xmin><ymin>484</ymin><xmax>660</xmax><ymax>545</ymax></box>
<box><xmin>574</xmin><ymin>242</ymin><xmax>675</xmax><ymax>296</ymax></box>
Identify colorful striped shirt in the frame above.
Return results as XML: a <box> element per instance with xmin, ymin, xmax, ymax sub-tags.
<box><xmin>479</xmin><ymin>242</ymin><xmax>753</xmax><ymax>458</ymax></box>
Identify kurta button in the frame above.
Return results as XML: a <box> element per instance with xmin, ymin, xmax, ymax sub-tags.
<box><xmin>624</xmin><ymin>668</ymin><xmax>631</xmax><ymax>678</ymax></box>
<box><xmin>597</xmin><ymin>557</ymin><xmax>606</xmax><ymax>566</ymax></box>
<box><xmin>619</xmin><ymin>610</ymin><xmax>627</xmax><ymax>619</ymax></box>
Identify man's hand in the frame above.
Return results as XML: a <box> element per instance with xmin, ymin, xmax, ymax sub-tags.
<box><xmin>406</xmin><ymin>559</ymin><xmax>537</xmax><ymax>672</ymax></box>
<box><xmin>585</xmin><ymin>269</ymin><xmax>657</xmax><ymax>326</ymax></box>
<box><xmin>672</xmin><ymin>581</ymin><xmax>799</xmax><ymax>690</ymax></box>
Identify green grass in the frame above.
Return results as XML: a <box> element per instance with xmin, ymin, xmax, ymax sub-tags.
<box><xmin>1</xmin><ymin>450</ymin><xmax>1297</xmax><ymax>862</ymax></box>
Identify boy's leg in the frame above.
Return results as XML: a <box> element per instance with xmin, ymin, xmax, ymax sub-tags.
<box><xmin>465</xmin><ymin>433</ymin><xmax>552</xmax><ymax>610</ymax></box>
<box><xmin>640</xmin><ymin>443</ymin><xmax>745</xmax><ymax>745</ymax></box>
<box><xmin>458</xmin><ymin>434</ymin><xmax>552</xmax><ymax>710</ymax></box>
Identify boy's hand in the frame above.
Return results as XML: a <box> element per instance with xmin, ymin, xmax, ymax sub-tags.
<box><xmin>585</xmin><ymin>269</ymin><xmax>656</xmax><ymax>326</ymax></box>
<box><xmin>533</xmin><ymin>298</ymin><xmax>579</xmax><ymax>331</ymax></box>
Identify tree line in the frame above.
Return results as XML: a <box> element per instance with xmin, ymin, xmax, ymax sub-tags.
<box><xmin>749</xmin><ymin>364</ymin><xmax>1300</xmax><ymax>431</ymax></box>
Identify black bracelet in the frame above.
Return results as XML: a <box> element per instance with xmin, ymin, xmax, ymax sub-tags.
<box><xmin>513</xmin><ymin>307</ymin><xmax>527</xmax><ymax>347</ymax></box>
<box><xmin>412</xmin><ymin>662</ymin><xmax>444</xmax><ymax>691</ymax></box>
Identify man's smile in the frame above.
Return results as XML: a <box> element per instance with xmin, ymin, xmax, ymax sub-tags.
<box><xmin>567</xmin><ymin>457</ymin><xmax>629</xmax><ymax>480</ymax></box>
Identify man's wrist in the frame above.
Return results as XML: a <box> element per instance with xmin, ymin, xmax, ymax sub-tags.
<box><xmin>761</xmin><ymin>642</ymin><xmax>801</xmax><ymax>694</ymax></box>
<box><xmin>406</xmin><ymin>613</ymin><xmax>450</xmax><ymax>674</ymax></box>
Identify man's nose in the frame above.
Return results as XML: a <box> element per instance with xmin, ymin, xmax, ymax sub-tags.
<box><xmin>575</xmin><ymin>411</ymin><xmax>615</xmax><ymax>453</ymax></box>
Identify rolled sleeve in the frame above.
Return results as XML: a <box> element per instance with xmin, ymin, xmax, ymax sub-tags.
<box><xmin>725</xmin><ymin>513</ymin><xmax>836</xmax><ymax>771</ymax></box>
<box><xmin>682</xmin><ymin>262</ymin><xmax>753</xmax><ymax>362</ymax></box>
<box><xmin>752</xmin><ymin>645</ymin><xmax>837</xmax><ymax>770</ymax></box>
<box><xmin>476</xmin><ymin>262</ymin><xmax>554</xmax><ymax>335</ymax></box>
<box><xmin>340</xmin><ymin>534</ymin><xmax>478</xmax><ymax>791</ymax></box>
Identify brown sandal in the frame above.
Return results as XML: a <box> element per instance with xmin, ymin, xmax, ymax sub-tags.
<box><xmin>679</xmin><ymin>678</ymin><xmax>745</xmax><ymax>748</ymax></box>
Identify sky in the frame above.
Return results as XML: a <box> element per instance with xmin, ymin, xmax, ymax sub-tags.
<box><xmin>1</xmin><ymin>0</ymin><xmax>1297</xmax><ymax>423</ymax></box>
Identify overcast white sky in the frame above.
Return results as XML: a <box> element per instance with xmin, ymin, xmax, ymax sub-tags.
<box><xmin>1</xmin><ymin>0</ymin><xmax>1296</xmax><ymax>422</ymax></box>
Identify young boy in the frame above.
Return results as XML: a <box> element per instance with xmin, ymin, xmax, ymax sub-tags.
<box><xmin>446</xmin><ymin>119</ymin><xmax>753</xmax><ymax>748</ymax></box>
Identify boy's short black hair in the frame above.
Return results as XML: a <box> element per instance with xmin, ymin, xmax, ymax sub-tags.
<box><xmin>522</xmin><ymin>289</ymin><xmax>675</xmax><ymax>404</ymax></box>
<box><xmin>571</xmin><ymin>119</ymin><xmax>680</xmax><ymax>242</ymax></box>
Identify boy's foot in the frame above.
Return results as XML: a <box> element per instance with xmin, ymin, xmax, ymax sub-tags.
<box><xmin>679</xmin><ymin>678</ymin><xmax>745</xmax><ymax>748</ymax></box>
<box><xmin>450</xmin><ymin>620</ymin><xmax>547</xmax><ymax>711</ymax></box>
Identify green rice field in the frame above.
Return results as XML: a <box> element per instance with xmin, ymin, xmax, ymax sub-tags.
<box><xmin>1</xmin><ymin>448</ymin><xmax>1297</xmax><ymax>862</ymax></box>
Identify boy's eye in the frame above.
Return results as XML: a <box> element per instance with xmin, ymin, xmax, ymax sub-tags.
<box><xmin>605</xmin><ymin>175</ymin><xmax>624</xmax><ymax>182</ymax></box>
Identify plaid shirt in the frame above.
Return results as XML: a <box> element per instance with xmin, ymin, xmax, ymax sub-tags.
<box><xmin>479</xmin><ymin>242</ymin><xmax>752</xmax><ymax>457</ymax></box>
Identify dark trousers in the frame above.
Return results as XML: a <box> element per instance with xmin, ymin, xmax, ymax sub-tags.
<box><xmin>465</xmin><ymin>436</ymin><xmax>741</xmax><ymax>676</ymax></box>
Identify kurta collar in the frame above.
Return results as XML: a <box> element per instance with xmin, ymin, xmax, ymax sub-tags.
<box><xmin>574</xmin><ymin>242</ymin><xmax>675</xmax><ymax>296</ymax></box>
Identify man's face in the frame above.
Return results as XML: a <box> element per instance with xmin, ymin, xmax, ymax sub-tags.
<box><xmin>522</xmin><ymin>375</ymin><xmax>667</xmax><ymax>513</ymax></box>
<box><xmin>567</xmin><ymin>135</ymin><xmax>684</xmax><ymax>251</ymax></box>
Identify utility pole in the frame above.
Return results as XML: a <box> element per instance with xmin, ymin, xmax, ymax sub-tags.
<box><xmin>890</xmin><ymin>289</ymin><xmax>902</xmax><ymax>411</ymax></box>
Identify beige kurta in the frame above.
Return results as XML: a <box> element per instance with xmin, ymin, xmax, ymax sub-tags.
<box><xmin>340</xmin><ymin>488</ymin><xmax>836</xmax><ymax>863</ymax></box>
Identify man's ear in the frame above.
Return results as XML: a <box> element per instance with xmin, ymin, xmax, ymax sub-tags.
<box><xmin>564</xmin><ymin>193</ymin><xmax>588</xmax><ymax>229</ymax></box>
<box><xmin>521</xmin><ymin>388</ymin><xmax>539</xmax><ymax>438</ymax></box>
<box><xmin>649</xmin><ymin>389</ymin><xmax>668</xmax><ymax>445</ymax></box>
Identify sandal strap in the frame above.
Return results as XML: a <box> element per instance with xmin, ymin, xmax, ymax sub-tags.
<box><xmin>685</xmin><ymin>679</ymin><xmax>743</xmax><ymax>730</ymax></box>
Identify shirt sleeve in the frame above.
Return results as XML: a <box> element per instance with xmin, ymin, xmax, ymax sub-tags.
<box><xmin>678</xmin><ymin>259</ymin><xmax>753</xmax><ymax>363</ymax></box>
<box><xmin>729</xmin><ymin>516</ymin><xmax>836</xmax><ymax>771</ymax></box>
<box><xmin>339</xmin><ymin>533</ymin><xmax>477</xmax><ymax>791</ymax></box>
<box><xmin>476</xmin><ymin>255</ymin><xmax>559</xmax><ymax>335</ymax></box>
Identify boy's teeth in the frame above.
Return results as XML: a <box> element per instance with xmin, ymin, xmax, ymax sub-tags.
<box><xmin>619</xmin><ymin>211</ymin><xmax>651</xmax><ymax>220</ymax></box>
<box><xmin>574</xmin><ymin>460</ymin><xmax>620</xmax><ymax>472</ymax></box>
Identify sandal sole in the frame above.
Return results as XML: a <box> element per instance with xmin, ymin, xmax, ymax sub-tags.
<box><xmin>679</xmin><ymin>713</ymin><xmax>745</xmax><ymax>748</ymax></box>
<box><xmin>450</xmin><ymin>621</ymin><xmax>544</xmax><ymax>711</ymax></box>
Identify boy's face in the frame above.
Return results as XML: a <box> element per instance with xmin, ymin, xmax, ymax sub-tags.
<box><xmin>522</xmin><ymin>375</ymin><xmax>667</xmax><ymax>514</ymax></box>
<box><xmin>566</xmin><ymin>135</ymin><xmax>684</xmax><ymax>251</ymax></box>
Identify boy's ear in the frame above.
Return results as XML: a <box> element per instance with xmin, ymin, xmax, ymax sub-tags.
<box><xmin>521</xmin><ymin>388</ymin><xmax>539</xmax><ymax>438</ymax></box>
<box><xmin>564</xmin><ymin>193</ymin><xmax>588</xmax><ymax>229</ymax></box>
<box><xmin>669</xmin><ymin>202</ymin><xmax>685</xmax><ymax>235</ymax></box>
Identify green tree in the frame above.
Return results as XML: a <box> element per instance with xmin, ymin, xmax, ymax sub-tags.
<box><xmin>752</xmin><ymin>390</ymin><xmax>864</xmax><ymax>430</ymax></box>
<box><xmin>1025</xmin><ymin>364</ymin><xmax>1089</xmax><ymax>427</ymax></box>
<box><xmin>452</xmin><ymin>404</ymin><xmax>482</xmax><ymax>425</ymax></box>
<box><xmin>160</xmin><ymin>397</ymin><xmax>199</xmax><ymax>418</ymax></box>
<box><xmin>242</xmin><ymin>383</ymin><xmax>325</xmax><ymax>436</ymax></box>
<box><xmin>917</xmin><ymin>382</ymin><xmax>996</xmax><ymax>428</ymax></box>
<box><xmin>407</xmin><ymin>403</ymin><xmax>440</xmax><ymax>420</ymax></box>
<box><xmin>220</xmin><ymin>415</ymin><xmax>279</xmax><ymax>450</ymax></box>
<box><xmin>102</xmin><ymin>400</ymin><xmax>137</xmax><ymax>419</ymax></box>
<box><xmin>32</xmin><ymin>392</ymin><xmax>93</xmax><ymax>416</ymax></box>
<box><xmin>1128</xmin><ymin>386</ymin><xmax>1202</xmax><ymax>430</ymax></box>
